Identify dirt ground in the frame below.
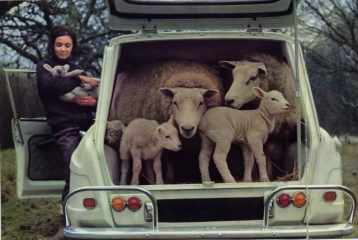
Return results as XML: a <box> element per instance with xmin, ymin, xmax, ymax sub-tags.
<box><xmin>1</xmin><ymin>144</ymin><xmax>358</xmax><ymax>239</ymax></box>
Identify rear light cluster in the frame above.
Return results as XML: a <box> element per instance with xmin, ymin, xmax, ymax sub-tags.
<box><xmin>82</xmin><ymin>196</ymin><xmax>142</xmax><ymax>212</ymax></box>
<box><xmin>276</xmin><ymin>191</ymin><xmax>337</xmax><ymax>208</ymax></box>
<box><xmin>276</xmin><ymin>192</ymin><xmax>307</xmax><ymax>208</ymax></box>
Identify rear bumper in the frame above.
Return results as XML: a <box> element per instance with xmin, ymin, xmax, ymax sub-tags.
<box><xmin>64</xmin><ymin>223</ymin><xmax>354</xmax><ymax>239</ymax></box>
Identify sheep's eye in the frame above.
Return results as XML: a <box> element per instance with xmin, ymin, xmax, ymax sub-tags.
<box><xmin>245</xmin><ymin>80</ymin><xmax>250</xmax><ymax>85</ymax></box>
<box><xmin>165</xmin><ymin>135</ymin><xmax>171</xmax><ymax>139</ymax></box>
<box><xmin>271</xmin><ymin>98</ymin><xmax>278</xmax><ymax>101</ymax></box>
<box><xmin>173</xmin><ymin>101</ymin><xmax>178</xmax><ymax>107</ymax></box>
<box><xmin>198</xmin><ymin>101</ymin><xmax>203</xmax><ymax>107</ymax></box>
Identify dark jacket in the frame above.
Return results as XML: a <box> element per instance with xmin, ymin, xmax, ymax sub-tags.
<box><xmin>36</xmin><ymin>57</ymin><xmax>94</xmax><ymax>133</ymax></box>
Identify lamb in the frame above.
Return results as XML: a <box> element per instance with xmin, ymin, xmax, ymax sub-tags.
<box><xmin>198</xmin><ymin>87</ymin><xmax>293</xmax><ymax>183</ymax></box>
<box><xmin>43</xmin><ymin>63</ymin><xmax>99</xmax><ymax>102</ymax></box>
<box><xmin>219</xmin><ymin>54</ymin><xmax>296</xmax><ymax>131</ymax></box>
<box><xmin>108</xmin><ymin>61</ymin><xmax>223</xmax><ymax>139</ymax></box>
<box><xmin>219</xmin><ymin>54</ymin><xmax>298</xmax><ymax>179</ymax></box>
<box><xmin>119</xmin><ymin>117</ymin><xmax>182</xmax><ymax>185</ymax></box>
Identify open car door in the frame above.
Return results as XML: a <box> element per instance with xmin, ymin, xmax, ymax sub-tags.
<box><xmin>5</xmin><ymin>69</ymin><xmax>64</xmax><ymax>198</ymax></box>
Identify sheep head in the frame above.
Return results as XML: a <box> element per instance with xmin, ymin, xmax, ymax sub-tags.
<box><xmin>254</xmin><ymin>87</ymin><xmax>293</xmax><ymax>115</ymax></box>
<box><xmin>160</xmin><ymin>87</ymin><xmax>218</xmax><ymax>139</ymax></box>
<box><xmin>219</xmin><ymin>60</ymin><xmax>267</xmax><ymax>109</ymax></box>
<box><xmin>105</xmin><ymin>120</ymin><xmax>126</xmax><ymax>148</ymax></box>
<box><xmin>156</xmin><ymin>116</ymin><xmax>182</xmax><ymax>152</ymax></box>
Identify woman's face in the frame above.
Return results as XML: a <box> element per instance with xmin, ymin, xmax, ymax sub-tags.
<box><xmin>54</xmin><ymin>35</ymin><xmax>73</xmax><ymax>60</ymax></box>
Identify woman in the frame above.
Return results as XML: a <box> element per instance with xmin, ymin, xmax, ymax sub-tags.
<box><xmin>36</xmin><ymin>26</ymin><xmax>98</xmax><ymax>207</ymax></box>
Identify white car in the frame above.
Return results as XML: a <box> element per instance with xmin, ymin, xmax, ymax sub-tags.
<box><xmin>12</xmin><ymin>0</ymin><xmax>356</xmax><ymax>239</ymax></box>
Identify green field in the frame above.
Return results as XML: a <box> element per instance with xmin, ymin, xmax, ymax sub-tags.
<box><xmin>1</xmin><ymin>145</ymin><xmax>357</xmax><ymax>239</ymax></box>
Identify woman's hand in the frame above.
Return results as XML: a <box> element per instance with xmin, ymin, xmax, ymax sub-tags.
<box><xmin>74</xmin><ymin>96</ymin><xmax>97</xmax><ymax>106</ymax></box>
<box><xmin>79</xmin><ymin>75</ymin><xmax>99</xmax><ymax>87</ymax></box>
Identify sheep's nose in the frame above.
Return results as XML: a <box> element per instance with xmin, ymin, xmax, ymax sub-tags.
<box><xmin>181</xmin><ymin>126</ymin><xmax>194</xmax><ymax>135</ymax></box>
<box><xmin>225</xmin><ymin>99</ymin><xmax>235</xmax><ymax>106</ymax></box>
<box><xmin>178</xmin><ymin>144</ymin><xmax>183</xmax><ymax>149</ymax></box>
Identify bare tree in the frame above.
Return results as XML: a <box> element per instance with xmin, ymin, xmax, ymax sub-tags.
<box><xmin>301</xmin><ymin>0</ymin><xmax>358</xmax><ymax>135</ymax></box>
<box><xmin>302</xmin><ymin>0</ymin><xmax>358</xmax><ymax>75</ymax></box>
<box><xmin>0</xmin><ymin>0</ymin><xmax>117</xmax><ymax>74</ymax></box>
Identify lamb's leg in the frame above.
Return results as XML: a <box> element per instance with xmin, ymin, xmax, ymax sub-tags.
<box><xmin>248</xmin><ymin>137</ymin><xmax>269</xmax><ymax>182</ymax></box>
<box><xmin>120</xmin><ymin>159</ymin><xmax>129</xmax><ymax>185</ymax></box>
<box><xmin>143</xmin><ymin>161</ymin><xmax>155</xmax><ymax>184</ymax></box>
<box><xmin>153</xmin><ymin>152</ymin><xmax>164</xmax><ymax>184</ymax></box>
<box><xmin>119</xmin><ymin>140</ymin><xmax>130</xmax><ymax>185</ymax></box>
<box><xmin>199</xmin><ymin>133</ymin><xmax>214</xmax><ymax>182</ymax></box>
<box><xmin>241</xmin><ymin>144</ymin><xmax>255</xmax><ymax>182</ymax></box>
<box><xmin>130</xmin><ymin>148</ymin><xmax>142</xmax><ymax>185</ymax></box>
<box><xmin>213</xmin><ymin>140</ymin><xmax>235</xmax><ymax>183</ymax></box>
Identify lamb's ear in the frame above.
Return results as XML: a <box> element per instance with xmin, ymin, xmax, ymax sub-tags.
<box><xmin>253</xmin><ymin>87</ymin><xmax>266</xmax><ymax>98</ymax></box>
<box><xmin>218</xmin><ymin>61</ymin><xmax>237</xmax><ymax>70</ymax></box>
<box><xmin>256</xmin><ymin>62</ymin><xmax>267</xmax><ymax>75</ymax></box>
<box><xmin>43</xmin><ymin>64</ymin><xmax>53</xmax><ymax>72</ymax></box>
<box><xmin>203</xmin><ymin>89</ymin><xmax>219</xmax><ymax>99</ymax></box>
<box><xmin>159</xmin><ymin>87</ymin><xmax>175</xmax><ymax>99</ymax></box>
<box><xmin>157</xmin><ymin>126</ymin><xmax>163</xmax><ymax>136</ymax></box>
<box><xmin>168</xmin><ymin>115</ymin><xmax>175</xmax><ymax>125</ymax></box>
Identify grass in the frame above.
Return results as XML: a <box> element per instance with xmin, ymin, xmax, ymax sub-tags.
<box><xmin>1</xmin><ymin>145</ymin><xmax>357</xmax><ymax>239</ymax></box>
<box><xmin>1</xmin><ymin>149</ymin><xmax>61</xmax><ymax>240</ymax></box>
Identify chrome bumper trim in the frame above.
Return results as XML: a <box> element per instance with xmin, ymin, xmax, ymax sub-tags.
<box><xmin>64</xmin><ymin>223</ymin><xmax>354</xmax><ymax>239</ymax></box>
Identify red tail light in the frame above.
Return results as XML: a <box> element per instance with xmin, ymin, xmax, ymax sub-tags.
<box><xmin>83</xmin><ymin>198</ymin><xmax>96</xmax><ymax>209</ymax></box>
<box><xmin>276</xmin><ymin>193</ymin><xmax>291</xmax><ymax>208</ymax></box>
<box><xmin>127</xmin><ymin>196</ymin><xmax>142</xmax><ymax>211</ymax></box>
<box><xmin>323</xmin><ymin>191</ymin><xmax>337</xmax><ymax>202</ymax></box>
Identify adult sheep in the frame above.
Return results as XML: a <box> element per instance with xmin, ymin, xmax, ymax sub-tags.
<box><xmin>109</xmin><ymin>60</ymin><xmax>223</xmax><ymax>139</ymax></box>
<box><xmin>219</xmin><ymin>54</ymin><xmax>298</xmax><ymax>179</ymax></box>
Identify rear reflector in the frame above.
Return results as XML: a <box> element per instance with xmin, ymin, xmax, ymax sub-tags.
<box><xmin>83</xmin><ymin>198</ymin><xmax>96</xmax><ymax>209</ymax></box>
<box><xmin>127</xmin><ymin>196</ymin><xmax>142</xmax><ymax>211</ymax></box>
<box><xmin>276</xmin><ymin>193</ymin><xmax>291</xmax><ymax>208</ymax></box>
<box><xmin>292</xmin><ymin>192</ymin><xmax>306</xmax><ymax>208</ymax></box>
<box><xmin>323</xmin><ymin>191</ymin><xmax>337</xmax><ymax>202</ymax></box>
<box><xmin>112</xmin><ymin>197</ymin><xmax>126</xmax><ymax>212</ymax></box>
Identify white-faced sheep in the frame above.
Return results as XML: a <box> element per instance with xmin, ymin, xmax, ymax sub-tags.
<box><xmin>198</xmin><ymin>87</ymin><xmax>293</xmax><ymax>183</ymax></box>
<box><xmin>220</xmin><ymin>54</ymin><xmax>296</xmax><ymax>130</ymax></box>
<box><xmin>219</xmin><ymin>54</ymin><xmax>298</xmax><ymax>179</ymax></box>
<box><xmin>119</xmin><ymin>117</ymin><xmax>182</xmax><ymax>185</ymax></box>
<box><xmin>108</xmin><ymin>61</ymin><xmax>223</xmax><ymax>139</ymax></box>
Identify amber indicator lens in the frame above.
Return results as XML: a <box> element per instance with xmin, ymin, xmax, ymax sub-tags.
<box><xmin>112</xmin><ymin>197</ymin><xmax>126</xmax><ymax>212</ymax></box>
<box><xmin>127</xmin><ymin>196</ymin><xmax>142</xmax><ymax>211</ymax></box>
<box><xmin>292</xmin><ymin>192</ymin><xmax>306</xmax><ymax>208</ymax></box>
<box><xmin>323</xmin><ymin>191</ymin><xmax>337</xmax><ymax>202</ymax></box>
<box><xmin>276</xmin><ymin>193</ymin><xmax>291</xmax><ymax>208</ymax></box>
<box><xmin>83</xmin><ymin>198</ymin><xmax>96</xmax><ymax>209</ymax></box>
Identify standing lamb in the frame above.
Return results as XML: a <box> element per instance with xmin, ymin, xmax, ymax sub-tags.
<box><xmin>198</xmin><ymin>87</ymin><xmax>293</xmax><ymax>183</ymax></box>
<box><xmin>109</xmin><ymin>61</ymin><xmax>223</xmax><ymax>139</ymax></box>
<box><xmin>219</xmin><ymin>54</ymin><xmax>297</xmax><ymax>179</ymax></box>
<box><xmin>120</xmin><ymin>117</ymin><xmax>182</xmax><ymax>185</ymax></box>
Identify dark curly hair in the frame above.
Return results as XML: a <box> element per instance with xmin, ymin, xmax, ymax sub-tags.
<box><xmin>48</xmin><ymin>26</ymin><xmax>78</xmax><ymax>59</ymax></box>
